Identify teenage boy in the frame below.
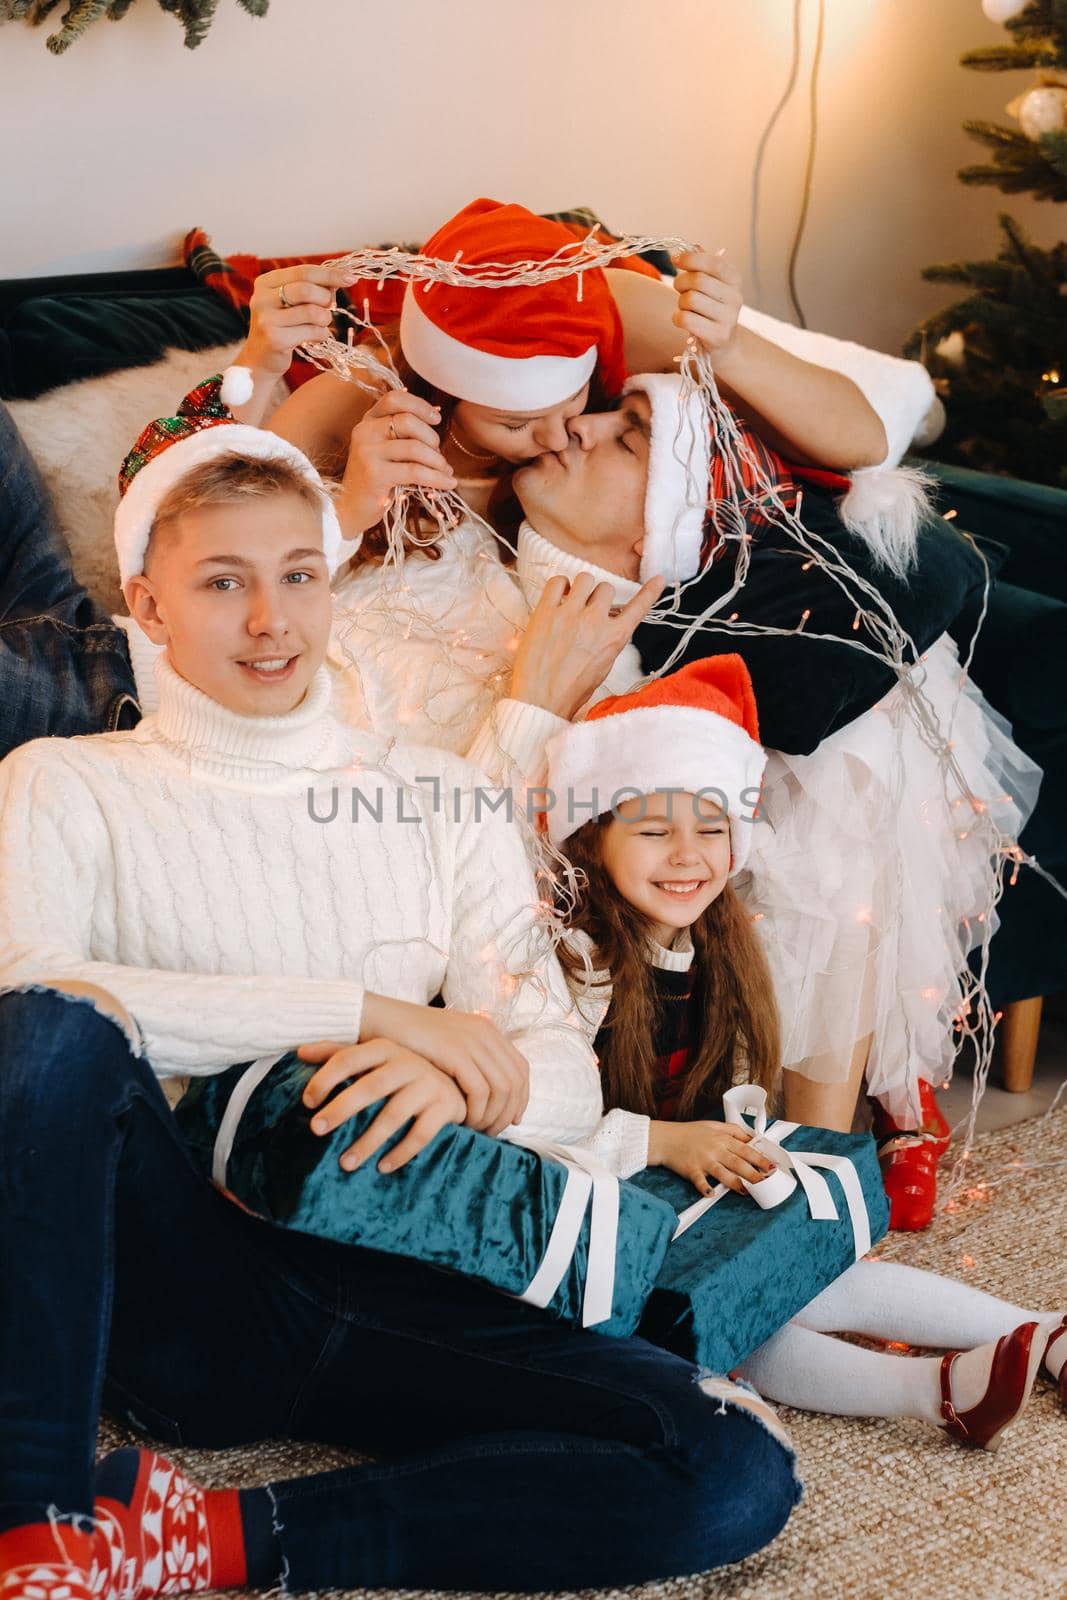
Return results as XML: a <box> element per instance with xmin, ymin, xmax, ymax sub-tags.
<box><xmin>0</xmin><ymin>390</ymin><xmax>799</xmax><ymax>1600</ymax></box>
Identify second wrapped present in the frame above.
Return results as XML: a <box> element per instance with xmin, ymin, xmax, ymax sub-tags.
<box><xmin>630</xmin><ymin>1085</ymin><xmax>891</xmax><ymax>1372</ymax></box>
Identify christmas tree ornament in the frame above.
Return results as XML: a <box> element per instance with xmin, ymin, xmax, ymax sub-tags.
<box><xmin>934</xmin><ymin>331</ymin><xmax>967</xmax><ymax>368</ymax></box>
<box><xmin>981</xmin><ymin>0</ymin><xmax>1029</xmax><ymax>22</ymax></box>
<box><xmin>1007</xmin><ymin>82</ymin><xmax>1067</xmax><ymax>140</ymax></box>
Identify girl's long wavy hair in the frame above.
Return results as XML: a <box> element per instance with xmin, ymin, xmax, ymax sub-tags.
<box><xmin>352</xmin><ymin>325</ymin><xmax>617</xmax><ymax>564</ymax></box>
<box><xmin>558</xmin><ymin>819</ymin><xmax>781</xmax><ymax>1119</ymax></box>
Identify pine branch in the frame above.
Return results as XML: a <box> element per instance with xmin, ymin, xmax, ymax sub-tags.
<box><xmin>177</xmin><ymin>0</ymin><xmax>219</xmax><ymax>48</ymax></box>
<box><xmin>958</xmin><ymin>118</ymin><xmax>1067</xmax><ymax>200</ymax></box>
<box><xmin>2</xmin><ymin>0</ymin><xmax>268</xmax><ymax>43</ymax></box>
<box><xmin>1002</xmin><ymin>0</ymin><xmax>1067</xmax><ymax>57</ymax></box>
<box><xmin>961</xmin><ymin>42</ymin><xmax>1063</xmax><ymax>70</ymax></box>
<box><xmin>963</xmin><ymin>120</ymin><xmax>1033</xmax><ymax>152</ymax></box>
<box><xmin>959</xmin><ymin>162</ymin><xmax>1067</xmax><ymax>199</ymax></box>
<box><xmin>45</xmin><ymin>0</ymin><xmax>108</xmax><ymax>52</ymax></box>
<box><xmin>1042</xmin><ymin>128</ymin><xmax>1067</xmax><ymax>177</ymax></box>
<box><xmin>921</xmin><ymin>260</ymin><xmax>1015</xmax><ymax>288</ymax></box>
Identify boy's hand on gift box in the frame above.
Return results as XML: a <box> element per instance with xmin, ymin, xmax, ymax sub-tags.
<box><xmin>297</xmin><ymin>1038</ymin><xmax>467</xmax><ymax>1174</ymax></box>
<box><xmin>304</xmin><ymin>993</ymin><xmax>530</xmax><ymax>1137</ymax></box>
<box><xmin>648</xmin><ymin>1118</ymin><xmax>778</xmax><ymax>1197</ymax></box>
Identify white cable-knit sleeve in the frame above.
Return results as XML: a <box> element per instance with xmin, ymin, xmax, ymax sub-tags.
<box><xmin>550</xmin><ymin>974</ymin><xmax>651</xmax><ymax>1178</ymax></box>
<box><xmin>0</xmin><ymin>748</ymin><xmax>364</xmax><ymax>1075</ymax></box>
<box><xmin>463</xmin><ymin>696</ymin><xmax>568</xmax><ymax>788</ymax></box>
<box><xmin>440</xmin><ymin>781</ymin><xmax>602</xmax><ymax>1145</ymax></box>
<box><xmin>572</xmin><ymin>1107</ymin><xmax>651</xmax><ymax>1178</ymax></box>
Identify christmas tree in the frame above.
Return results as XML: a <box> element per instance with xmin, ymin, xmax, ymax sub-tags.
<box><xmin>904</xmin><ymin>0</ymin><xmax>1067</xmax><ymax>485</ymax></box>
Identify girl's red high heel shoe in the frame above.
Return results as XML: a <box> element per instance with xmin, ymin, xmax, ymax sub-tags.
<box><xmin>871</xmin><ymin>1079</ymin><xmax>952</xmax><ymax>1231</ymax></box>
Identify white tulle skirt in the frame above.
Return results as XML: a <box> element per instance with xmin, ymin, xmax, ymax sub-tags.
<box><xmin>737</xmin><ymin>633</ymin><xmax>1042</xmax><ymax>1124</ymax></box>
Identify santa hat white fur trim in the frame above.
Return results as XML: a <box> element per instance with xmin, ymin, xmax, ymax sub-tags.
<box><xmin>625</xmin><ymin>371</ymin><xmax>934</xmax><ymax>582</ymax></box>
<box><xmin>114</xmin><ymin>425</ymin><xmax>348</xmax><ymax>585</ymax></box>
<box><xmin>623</xmin><ymin>373</ymin><xmax>711</xmax><ymax>585</ymax></box>
<box><xmin>400</xmin><ymin>286</ymin><xmax>597</xmax><ymax>411</ymax></box>
<box><xmin>544</xmin><ymin>703</ymin><xmax>766</xmax><ymax>874</ymax></box>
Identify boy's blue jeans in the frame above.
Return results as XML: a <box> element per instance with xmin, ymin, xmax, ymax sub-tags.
<box><xmin>0</xmin><ymin>989</ymin><xmax>800</xmax><ymax>1591</ymax></box>
<box><xmin>0</xmin><ymin>400</ymin><xmax>138</xmax><ymax>757</ymax></box>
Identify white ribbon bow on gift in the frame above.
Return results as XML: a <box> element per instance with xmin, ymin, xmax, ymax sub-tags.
<box><xmin>672</xmin><ymin>1083</ymin><xmax>872</xmax><ymax>1259</ymax></box>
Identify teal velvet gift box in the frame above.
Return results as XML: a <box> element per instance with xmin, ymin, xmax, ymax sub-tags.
<box><xmin>176</xmin><ymin>1051</ymin><xmax>677</xmax><ymax>1337</ymax></box>
<box><xmin>630</xmin><ymin>1123</ymin><xmax>890</xmax><ymax>1373</ymax></box>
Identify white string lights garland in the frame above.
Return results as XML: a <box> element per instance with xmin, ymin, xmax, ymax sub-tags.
<box><xmin>293</xmin><ymin>226</ymin><xmax>1064</xmax><ymax>1215</ymax></box>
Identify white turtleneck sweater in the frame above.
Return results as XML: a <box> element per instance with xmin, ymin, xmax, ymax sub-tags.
<box><xmin>0</xmin><ymin>656</ymin><xmax>604</xmax><ymax>1149</ymax></box>
<box><xmin>462</xmin><ymin>521</ymin><xmax>645</xmax><ymax>784</ymax></box>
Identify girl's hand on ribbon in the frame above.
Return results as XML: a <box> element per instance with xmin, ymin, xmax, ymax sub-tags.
<box><xmin>509</xmin><ymin>571</ymin><xmax>665</xmax><ymax>721</ymax></box>
<box><xmin>240</xmin><ymin>263</ymin><xmax>352</xmax><ymax>379</ymax></box>
<box><xmin>296</xmin><ymin>1037</ymin><xmax>467</xmax><ymax>1173</ymax></box>
<box><xmin>671</xmin><ymin>248</ymin><xmax>744</xmax><ymax>360</ymax></box>
<box><xmin>648</xmin><ymin>1118</ymin><xmax>778</xmax><ymax>1197</ymax></box>
<box><xmin>338</xmin><ymin>390</ymin><xmax>457</xmax><ymax>536</ymax></box>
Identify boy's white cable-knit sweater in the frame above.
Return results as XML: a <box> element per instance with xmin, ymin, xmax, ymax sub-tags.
<box><xmin>0</xmin><ymin>655</ymin><xmax>604</xmax><ymax>1150</ymax></box>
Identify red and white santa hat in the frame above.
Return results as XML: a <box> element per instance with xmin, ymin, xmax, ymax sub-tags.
<box><xmin>544</xmin><ymin>654</ymin><xmax>766</xmax><ymax>872</ymax></box>
<box><xmin>399</xmin><ymin>198</ymin><xmax>626</xmax><ymax>411</ymax></box>
<box><xmin>624</xmin><ymin>371</ymin><xmax>711</xmax><ymax>586</ymax></box>
<box><xmin>114</xmin><ymin>376</ymin><xmax>349</xmax><ymax>584</ymax></box>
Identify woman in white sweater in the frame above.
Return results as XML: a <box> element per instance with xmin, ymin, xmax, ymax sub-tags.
<box><xmin>0</xmin><ymin>400</ymin><xmax>801</xmax><ymax>1600</ymax></box>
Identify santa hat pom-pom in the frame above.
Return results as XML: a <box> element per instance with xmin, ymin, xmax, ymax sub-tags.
<box><xmin>220</xmin><ymin>366</ymin><xmax>255</xmax><ymax>409</ymax></box>
<box><xmin>838</xmin><ymin>464</ymin><xmax>936</xmax><ymax>580</ymax></box>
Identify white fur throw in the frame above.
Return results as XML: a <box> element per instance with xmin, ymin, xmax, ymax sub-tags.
<box><xmin>7</xmin><ymin>343</ymin><xmax>287</xmax><ymax>616</ymax></box>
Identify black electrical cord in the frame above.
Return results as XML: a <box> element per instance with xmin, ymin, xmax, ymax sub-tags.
<box><xmin>749</xmin><ymin>0</ymin><xmax>805</xmax><ymax>307</ymax></box>
<box><xmin>786</xmin><ymin>0</ymin><xmax>827</xmax><ymax>329</ymax></box>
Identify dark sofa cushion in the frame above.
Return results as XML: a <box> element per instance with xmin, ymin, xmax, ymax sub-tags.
<box><xmin>0</xmin><ymin>288</ymin><xmax>247</xmax><ymax>401</ymax></box>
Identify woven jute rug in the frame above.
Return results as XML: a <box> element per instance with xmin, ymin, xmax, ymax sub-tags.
<box><xmin>98</xmin><ymin>1108</ymin><xmax>1067</xmax><ymax>1600</ymax></box>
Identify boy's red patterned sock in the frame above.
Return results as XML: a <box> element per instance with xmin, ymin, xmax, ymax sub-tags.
<box><xmin>93</xmin><ymin>1447</ymin><xmax>255</xmax><ymax>1598</ymax></box>
<box><xmin>0</xmin><ymin>1521</ymin><xmax>107</xmax><ymax>1600</ymax></box>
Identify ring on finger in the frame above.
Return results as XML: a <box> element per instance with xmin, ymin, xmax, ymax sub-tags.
<box><xmin>278</xmin><ymin>283</ymin><xmax>291</xmax><ymax>309</ymax></box>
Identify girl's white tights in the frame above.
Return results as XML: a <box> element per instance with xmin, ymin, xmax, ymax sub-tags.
<box><xmin>737</xmin><ymin>1260</ymin><xmax>1064</xmax><ymax>1426</ymax></box>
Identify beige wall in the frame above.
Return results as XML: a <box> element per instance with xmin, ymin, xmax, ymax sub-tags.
<box><xmin>0</xmin><ymin>0</ymin><xmax>1058</xmax><ymax>354</ymax></box>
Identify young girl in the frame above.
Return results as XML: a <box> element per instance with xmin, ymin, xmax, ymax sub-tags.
<box><xmin>543</xmin><ymin>653</ymin><xmax>1066</xmax><ymax>1450</ymax></box>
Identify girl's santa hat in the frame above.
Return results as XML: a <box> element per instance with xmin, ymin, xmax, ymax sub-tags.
<box><xmin>544</xmin><ymin>654</ymin><xmax>767</xmax><ymax>873</ymax></box>
<box><xmin>114</xmin><ymin>376</ymin><xmax>349</xmax><ymax>584</ymax></box>
<box><xmin>399</xmin><ymin>198</ymin><xmax>626</xmax><ymax>410</ymax></box>
<box><xmin>625</xmin><ymin>371</ymin><xmax>933</xmax><ymax>586</ymax></box>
